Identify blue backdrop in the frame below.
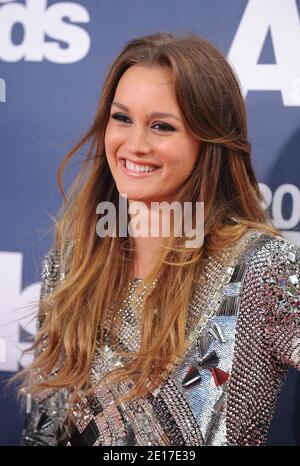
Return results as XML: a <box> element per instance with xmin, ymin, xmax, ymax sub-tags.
<box><xmin>0</xmin><ymin>0</ymin><xmax>300</xmax><ymax>446</ymax></box>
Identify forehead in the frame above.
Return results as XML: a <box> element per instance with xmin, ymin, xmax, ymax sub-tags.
<box><xmin>114</xmin><ymin>65</ymin><xmax>177</xmax><ymax>100</ymax></box>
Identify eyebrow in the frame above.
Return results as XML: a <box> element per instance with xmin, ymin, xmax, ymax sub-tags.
<box><xmin>111</xmin><ymin>101</ymin><xmax>182</xmax><ymax>122</ymax></box>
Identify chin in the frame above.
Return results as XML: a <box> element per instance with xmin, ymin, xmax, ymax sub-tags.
<box><xmin>125</xmin><ymin>193</ymin><xmax>151</xmax><ymax>202</ymax></box>
<box><xmin>115</xmin><ymin>184</ymin><xmax>145</xmax><ymax>200</ymax></box>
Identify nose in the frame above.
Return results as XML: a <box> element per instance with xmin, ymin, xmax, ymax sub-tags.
<box><xmin>127</xmin><ymin>125</ymin><xmax>151</xmax><ymax>155</ymax></box>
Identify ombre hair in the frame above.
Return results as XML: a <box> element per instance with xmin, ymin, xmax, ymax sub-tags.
<box><xmin>18</xmin><ymin>32</ymin><xmax>278</xmax><ymax>411</ymax></box>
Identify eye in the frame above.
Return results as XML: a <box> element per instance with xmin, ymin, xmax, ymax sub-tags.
<box><xmin>152</xmin><ymin>122</ymin><xmax>176</xmax><ymax>132</ymax></box>
<box><xmin>110</xmin><ymin>113</ymin><xmax>176</xmax><ymax>132</ymax></box>
<box><xmin>111</xmin><ymin>113</ymin><xmax>131</xmax><ymax>124</ymax></box>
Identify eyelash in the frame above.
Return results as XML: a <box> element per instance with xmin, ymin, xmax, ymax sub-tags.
<box><xmin>110</xmin><ymin>113</ymin><xmax>176</xmax><ymax>132</ymax></box>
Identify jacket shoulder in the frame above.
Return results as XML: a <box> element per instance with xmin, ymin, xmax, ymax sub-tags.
<box><xmin>240</xmin><ymin>233</ymin><xmax>300</xmax><ymax>368</ymax></box>
<box><xmin>244</xmin><ymin>233</ymin><xmax>300</xmax><ymax>281</ymax></box>
<box><xmin>40</xmin><ymin>239</ymin><xmax>74</xmax><ymax>300</ymax></box>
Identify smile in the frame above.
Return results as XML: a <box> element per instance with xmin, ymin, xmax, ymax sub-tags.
<box><xmin>119</xmin><ymin>158</ymin><xmax>161</xmax><ymax>177</ymax></box>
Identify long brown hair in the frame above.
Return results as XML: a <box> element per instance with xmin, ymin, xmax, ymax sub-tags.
<box><xmin>18</xmin><ymin>32</ymin><xmax>277</xmax><ymax>409</ymax></box>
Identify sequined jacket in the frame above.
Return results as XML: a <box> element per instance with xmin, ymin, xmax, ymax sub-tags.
<box><xmin>20</xmin><ymin>230</ymin><xmax>300</xmax><ymax>446</ymax></box>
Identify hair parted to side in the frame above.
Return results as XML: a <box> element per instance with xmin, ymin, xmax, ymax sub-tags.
<box><xmin>17</xmin><ymin>31</ymin><xmax>279</xmax><ymax>413</ymax></box>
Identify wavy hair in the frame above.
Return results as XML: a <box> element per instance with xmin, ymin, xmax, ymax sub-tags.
<box><xmin>18</xmin><ymin>32</ymin><xmax>278</xmax><ymax>411</ymax></box>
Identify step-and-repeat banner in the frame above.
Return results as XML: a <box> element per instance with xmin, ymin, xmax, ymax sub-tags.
<box><xmin>0</xmin><ymin>0</ymin><xmax>300</xmax><ymax>446</ymax></box>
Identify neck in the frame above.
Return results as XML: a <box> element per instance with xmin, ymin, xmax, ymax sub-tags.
<box><xmin>128</xmin><ymin>200</ymin><xmax>168</xmax><ymax>279</ymax></box>
<box><xmin>133</xmin><ymin>236</ymin><xmax>164</xmax><ymax>279</ymax></box>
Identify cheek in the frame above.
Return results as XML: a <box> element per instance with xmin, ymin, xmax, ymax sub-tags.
<box><xmin>105</xmin><ymin>131</ymin><xmax>121</xmax><ymax>168</ymax></box>
<box><xmin>178</xmin><ymin>140</ymin><xmax>199</xmax><ymax>173</ymax></box>
<box><xmin>159</xmin><ymin>140</ymin><xmax>183</xmax><ymax>166</ymax></box>
<box><xmin>105</xmin><ymin>123</ymin><xmax>123</xmax><ymax>152</ymax></box>
<box><xmin>163</xmin><ymin>140</ymin><xmax>198</xmax><ymax>174</ymax></box>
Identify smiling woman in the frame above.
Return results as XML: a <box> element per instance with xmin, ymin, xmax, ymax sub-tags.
<box><xmin>16</xmin><ymin>32</ymin><xmax>300</xmax><ymax>446</ymax></box>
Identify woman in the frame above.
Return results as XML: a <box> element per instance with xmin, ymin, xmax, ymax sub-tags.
<box><xmin>19</xmin><ymin>32</ymin><xmax>300</xmax><ymax>446</ymax></box>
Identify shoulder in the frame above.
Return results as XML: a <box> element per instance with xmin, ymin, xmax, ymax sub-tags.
<box><xmin>41</xmin><ymin>247</ymin><xmax>62</xmax><ymax>284</ymax></box>
<box><xmin>38</xmin><ymin>240</ymin><xmax>74</xmax><ymax>329</ymax></box>
<box><xmin>242</xmin><ymin>232</ymin><xmax>300</xmax><ymax>282</ymax></box>
<box><xmin>40</xmin><ymin>239</ymin><xmax>74</xmax><ymax>299</ymax></box>
<box><xmin>239</xmin><ymin>231</ymin><xmax>300</xmax><ymax>318</ymax></box>
<box><xmin>40</xmin><ymin>246</ymin><xmax>64</xmax><ymax>301</ymax></box>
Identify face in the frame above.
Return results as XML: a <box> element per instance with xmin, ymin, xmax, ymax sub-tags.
<box><xmin>104</xmin><ymin>65</ymin><xmax>200</xmax><ymax>203</ymax></box>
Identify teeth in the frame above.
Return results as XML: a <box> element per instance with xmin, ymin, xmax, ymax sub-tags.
<box><xmin>125</xmin><ymin>160</ymin><xmax>158</xmax><ymax>173</ymax></box>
